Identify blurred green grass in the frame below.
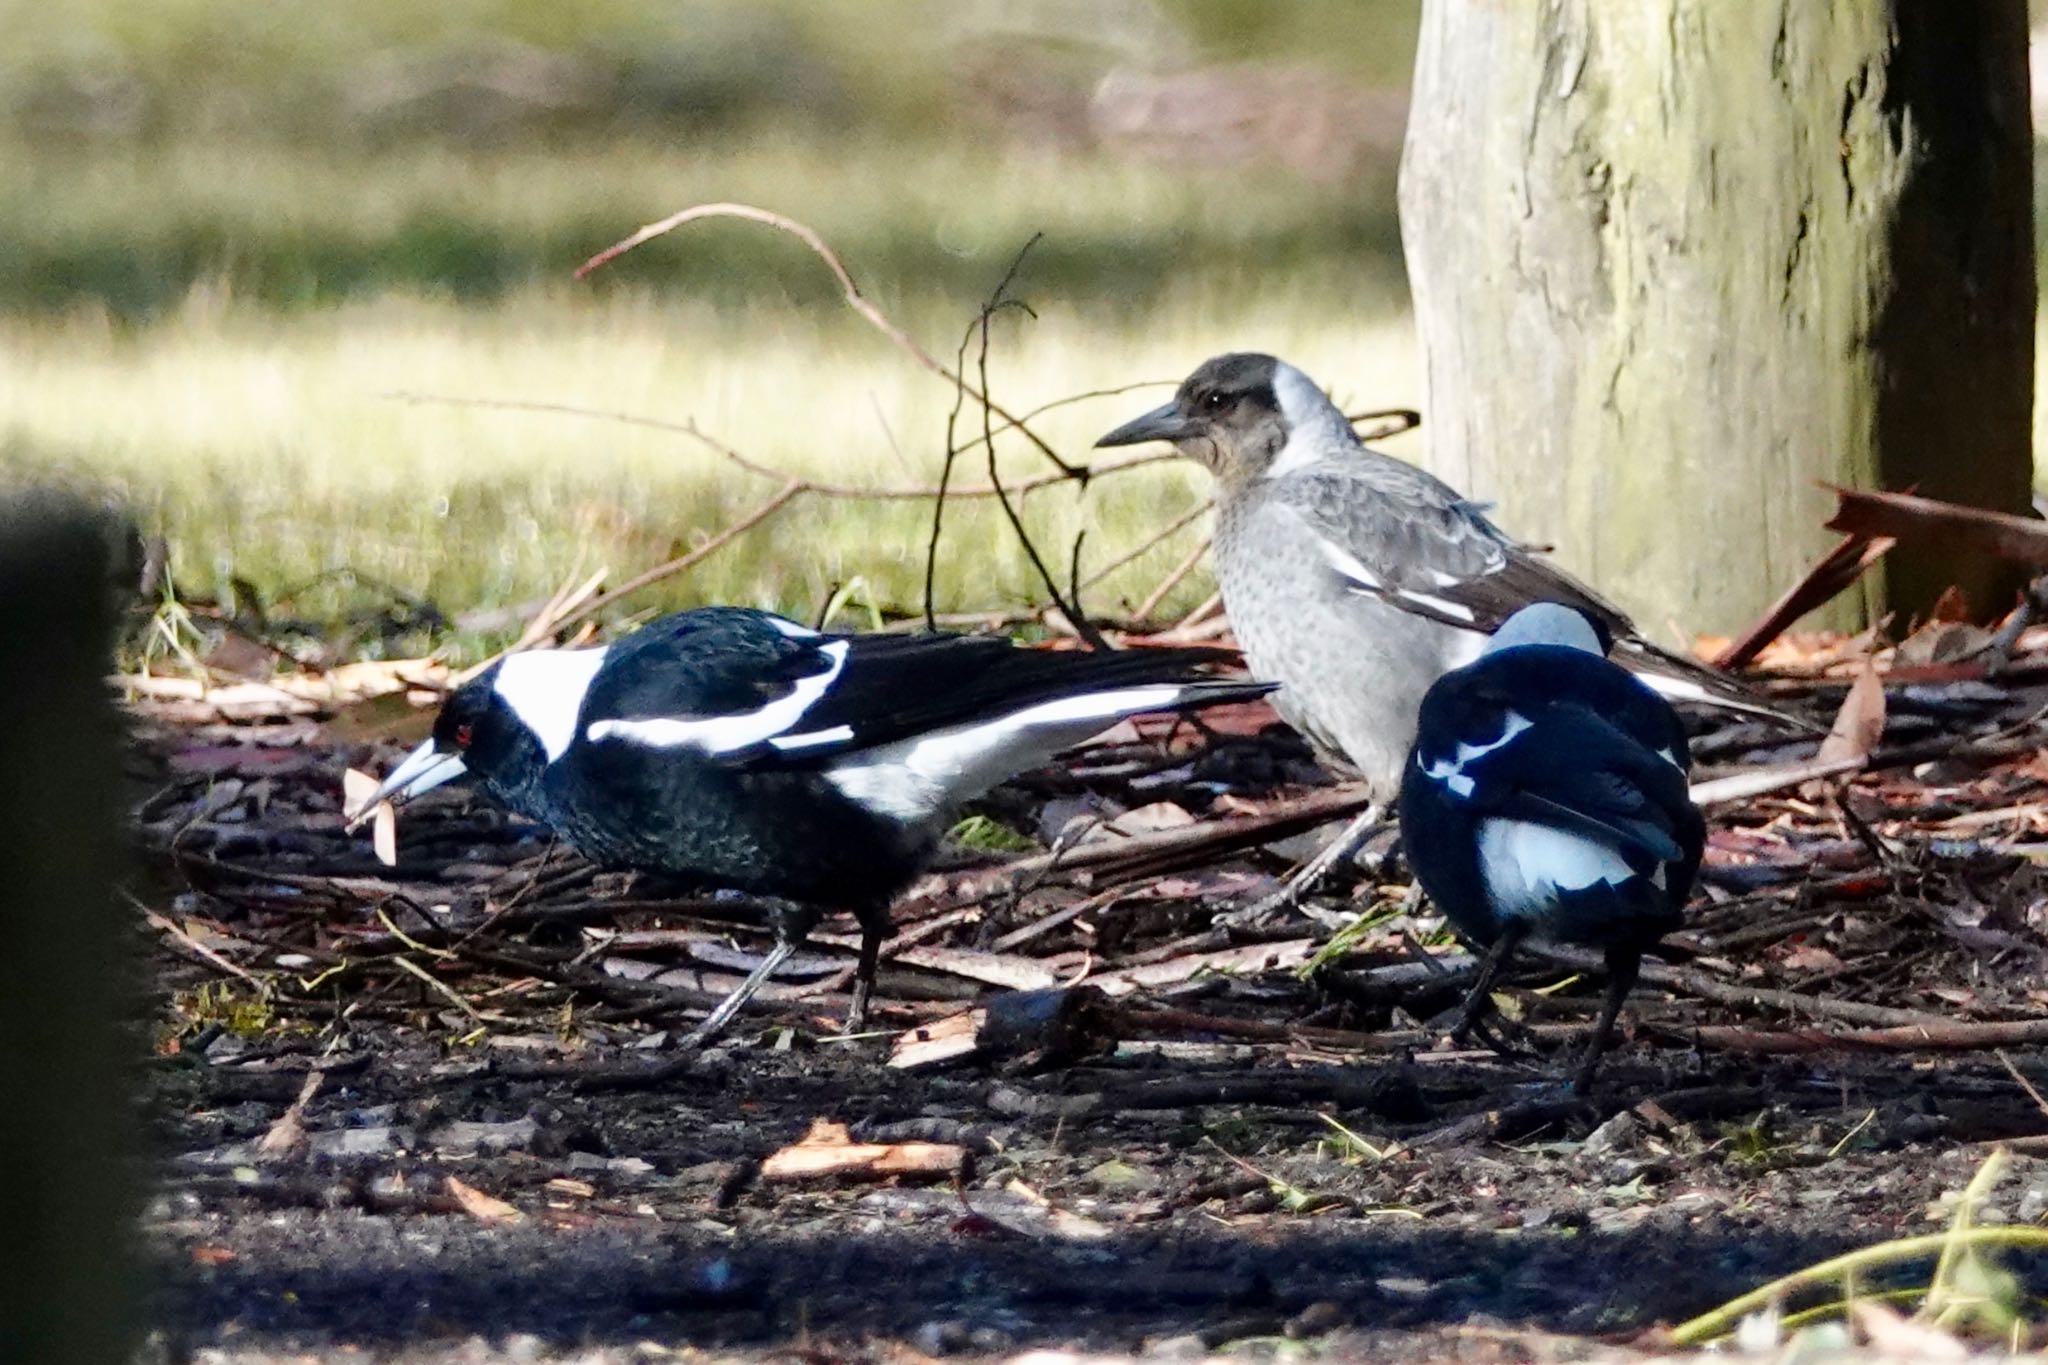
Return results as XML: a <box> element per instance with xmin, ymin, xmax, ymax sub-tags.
<box><xmin>0</xmin><ymin>2</ymin><xmax>1426</xmax><ymax>653</ymax></box>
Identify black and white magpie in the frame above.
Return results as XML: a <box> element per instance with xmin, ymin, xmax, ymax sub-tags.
<box><xmin>1097</xmin><ymin>352</ymin><xmax>1781</xmax><ymax>903</ymax></box>
<box><xmin>1396</xmin><ymin>603</ymin><xmax>1705</xmax><ymax>1092</ymax></box>
<box><xmin>357</xmin><ymin>606</ymin><xmax>1274</xmax><ymax>1044</ymax></box>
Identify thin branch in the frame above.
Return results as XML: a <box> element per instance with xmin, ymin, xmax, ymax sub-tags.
<box><xmin>1131</xmin><ymin>528</ymin><xmax>1214</xmax><ymax>621</ymax></box>
<box><xmin>544</xmin><ymin>480</ymin><xmax>805</xmax><ymax>641</ymax></box>
<box><xmin>382</xmin><ymin>392</ymin><xmax>1176</xmax><ymax>501</ymax></box>
<box><xmin>574</xmin><ymin>202</ymin><xmax>1083</xmax><ymax>479</ymax></box>
<box><xmin>1077</xmin><ymin>498</ymin><xmax>1211</xmax><ymax>593</ymax></box>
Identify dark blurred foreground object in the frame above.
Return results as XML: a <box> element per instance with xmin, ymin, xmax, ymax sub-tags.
<box><xmin>1398</xmin><ymin>605</ymin><xmax>1704</xmax><ymax>1093</ymax></box>
<box><xmin>0</xmin><ymin>494</ymin><xmax>138</xmax><ymax>1362</ymax></box>
<box><xmin>1401</xmin><ymin>1</ymin><xmax>2033</xmax><ymax>631</ymax></box>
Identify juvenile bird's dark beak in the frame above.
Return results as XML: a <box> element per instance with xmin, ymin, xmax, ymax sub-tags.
<box><xmin>1095</xmin><ymin>402</ymin><xmax>1197</xmax><ymax>448</ymax></box>
<box><xmin>345</xmin><ymin>739</ymin><xmax>468</xmax><ymax>830</ymax></box>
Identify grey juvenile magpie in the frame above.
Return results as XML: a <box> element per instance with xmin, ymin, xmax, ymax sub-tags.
<box><xmin>1398</xmin><ymin>603</ymin><xmax>1704</xmax><ymax>1092</ymax></box>
<box><xmin>1097</xmin><ymin>352</ymin><xmax>1768</xmax><ymax>897</ymax></box>
<box><xmin>356</xmin><ymin>606</ymin><xmax>1273</xmax><ymax>1045</ymax></box>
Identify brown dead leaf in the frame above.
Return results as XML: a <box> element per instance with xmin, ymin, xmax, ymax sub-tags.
<box><xmin>1815</xmin><ymin>659</ymin><xmax>1886</xmax><ymax>765</ymax></box>
<box><xmin>445</xmin><ymin>1175</ymin><xmax>524</xmax><ymax>1224</ymax></box>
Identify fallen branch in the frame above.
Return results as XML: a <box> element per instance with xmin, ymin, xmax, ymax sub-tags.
<box><xmin>1686</xmin><ymin>1017</ymin><xmax>2048</xmax><ymax>1054</ymax></box>
<box><xmin>1715</xmin><ymin>532</ymin><xmax>1895</xmax><ymax>670</ymax></box>
<box><xmin>1827</xmin><ymin>486</ymin><xmax>2048</xmax><ymax>566</ymax></box>
<box><xmin>1530</xmin><ymin>944</ymin><xmax>1950</xmax><ymax>1030</ymax></box>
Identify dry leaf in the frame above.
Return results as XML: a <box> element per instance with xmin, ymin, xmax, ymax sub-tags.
<box><xmin>445</xmin><ymin>1175</ymin><xmax>524</xmax><ymax>1224</ymax></box>
<box><xmin>1816</xmin><ymin>658</ymin><xmax>1886</xmax><ymax>765</ymax></box>
<box><xmin>342</xmin><ymin>768</ymin><xmax>399</xmax><ymax>866</ymax></box>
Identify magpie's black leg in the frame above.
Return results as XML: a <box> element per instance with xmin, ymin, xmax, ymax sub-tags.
<box><xmin>1450</xmin><ymin>921</ymin><xmax>1526</xmax><ymax>1052</ymax></box>
<box><xmin>1573</xmin><ymin>946</ymin><xmax>1643</xmax><ymax>1095</ymax></box>
<box><xmin>678</xmin><ymin>899</ymin><xmax>819</xmax><ymax>1050</ymax></box>
<box><xmin>845</xmin><ymin>905</ymin><xmax>889</xmax><ymax>1035</ymax></box>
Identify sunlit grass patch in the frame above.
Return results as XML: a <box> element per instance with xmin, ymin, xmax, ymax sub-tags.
<box><xmin>1</xmin><ymin>280</ymin><xmax>1423</xmax><ymax>650</ymax></box>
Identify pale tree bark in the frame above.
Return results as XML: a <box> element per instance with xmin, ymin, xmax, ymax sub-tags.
<box><xmin>1399</xmin><ymin>0</ymin><xmax>2034</xmax><ymax>634</ymax></box>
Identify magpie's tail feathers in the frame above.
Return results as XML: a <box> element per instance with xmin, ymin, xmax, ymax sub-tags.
<box><xmin>1612</xmin><ymin>638</ymin><xmax>1820</xmax><ymax>733</ymax></box>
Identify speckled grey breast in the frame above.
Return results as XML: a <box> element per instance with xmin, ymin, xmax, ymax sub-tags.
<box><xmin>1213</xmin><ymin>486</ymin><xmax>1482</xmax><ymax>798</ymax></box>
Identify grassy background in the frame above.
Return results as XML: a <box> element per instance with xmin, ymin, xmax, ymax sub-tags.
<box><xmin>2</xmin><ymin>1</ymin><xmax>1426</xmax><ymax>651</ymax></box>
<box><xmin>7</xmin><ymin>2</ymin><xmax>2044</xmax><ymax>656</ymax></box>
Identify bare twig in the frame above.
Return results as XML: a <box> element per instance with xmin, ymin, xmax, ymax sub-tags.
<box><xmin>381</xmin><ymin>393</ymin><xmax>1177</xmax><ymax>501</ymax></box>
<box><xmin>575</xmin><ymin>202</ymin><xmax>1083</xmax><ymax>478</ymax></box>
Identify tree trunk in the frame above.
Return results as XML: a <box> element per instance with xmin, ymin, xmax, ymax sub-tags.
<box><xmin>1399</xmin><ymin>0</ymin><xmax>2034</xmax><ymax>634</ymax></box>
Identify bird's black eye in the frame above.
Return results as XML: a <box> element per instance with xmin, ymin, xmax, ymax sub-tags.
<box><xmin>452</xmin><ymin>723</ymin><xmax>475</xmax><ymax>749</ymax></box>
<box><xmin>1202</xmin><ymin>390</ymin><xmax>1229</xmax><ymax>412</ymax></box>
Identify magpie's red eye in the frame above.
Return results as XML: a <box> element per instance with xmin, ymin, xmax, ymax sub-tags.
<box><xmin>452</xmin><ymin>723</ymin><xmax>475</xmax><ymax>749</ymax></box>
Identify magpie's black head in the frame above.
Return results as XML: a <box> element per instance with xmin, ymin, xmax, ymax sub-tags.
<box><xmin>356</xmin><ymin>664</ymin><xmax>554</xmax><ymax>824</ymax></box>
<box><xmin>1095</xmin><ymin>353</ymin><xmax>1351</xmax><ymax>484</ymax></box>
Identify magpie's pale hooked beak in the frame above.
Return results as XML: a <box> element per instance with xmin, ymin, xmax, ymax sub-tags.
<box><xmin>1095</xmin><ymin>401</ymin><xmax>1198</xmax><ymax>448</ymax></box>
<box><xmin>345</xmin><ymin>739</ymin><xmax>467</xmax><ymax>831</ymax></box>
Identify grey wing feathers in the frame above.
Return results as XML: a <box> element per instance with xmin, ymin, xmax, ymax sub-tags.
<box><xmin>1270</xmin><ymin>461</ymin><xmax>1630</xmax><ymax>635</ymax></box>
<box><xmin>1268</xmin><ymin>458</ymin><xmax>1802</xmax><ymax>724</ymax></box>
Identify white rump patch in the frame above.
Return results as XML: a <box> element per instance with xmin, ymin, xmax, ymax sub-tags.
<box><xmin>767</xmin><ymin>615</ymin><xmax>820</xmax><ymax>638</ymax></box>
<box><xmin>492</xmin><ymin>647</ymin><xmax>611</xmax><ymax>763</ymax></box>
<box><xmin>826</xmin><ymin>683</ymin><xmax>1189</xmax><ymax>825</ymax></box>
<box><xmin>1266</xmin><ymin>361</ymin><xmax>1357</xmax><ymax>478</ymax></box>
<box><xmin>1421</xmin><ymin>710</ymin><xmax>1532</xmax><ymax>799</ymax></box>
<box><xmin>586</xmin><ymin>641</ymin><xmax>850</xmax><ymax>755</ymax></box>
<box><xmin>1477</xmin><ymin>817</ymin><xmax>1634</xmax><ymax>919</ymax></box>
<box><xmin>1655</xmin><ymin>746</ymin><xmax>1680</xmax><ymax>770</ymax></box>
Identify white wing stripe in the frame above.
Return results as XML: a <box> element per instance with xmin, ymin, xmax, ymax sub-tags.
<box><xmin>1421</xmin><ymin>710</ymin><xmax>1532</xmax><ymax>800</ymax></box>
<box><xmin>585</xmin><ymin>641</ymin><xmax>851</xmax><ymax>754</ymax></box>
<box><xmin>826</xmin><ymin>683</ymin><xmax>1190</xmax><ymax>825</ymax></box>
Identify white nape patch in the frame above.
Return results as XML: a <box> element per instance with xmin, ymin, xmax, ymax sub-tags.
<box><xmin>492</xmin><ymin>647</ymin><xmax>611</xmax><ymax>763</ymax></box>
<box><xmin>1486</xmin><ymin>602</ymin><xmax>1602</xmax><ymax>656</ymax></box>
<box><xmin>826</xmin><ymin>684</ymin><xmax>1189</xmax><ymax>825</ymax></box>
<box><xmin>1397</xmin><ymin>588</ymin><xmax>1478</xmax><ymax>623</ymax></box>
<box><xmin>767</xmin><ymin>615</ymin><xmax>820</xmax><ymax>639</ymax></box>
<box><xmin>586</xmin><ymin>641</ymin><xmax>850</xmax><ymax>755</ymax></box>
<box><xmin>1656</xmin><ymin>746</ymin><xmax>1680</xmax><ymax>770</ymax></box>
<box><xmin>1478</xmin><ymin>817</ymin><xmax>1634</xmax><ymax>919</ymax></box>
<box><xmin>1314</xmin><ymin>534</ymin><xmax>1382</xmax><ymax>590</ymax></box>
<box><xmin>1421</xmin><ymin>710</ymin><xmax>1532</xmax><ymax>800</ymax></box>
<box><xmin>1266</xmin><ymin>361</ymin><xmax>1357</xmax><ymax>478</ymax></box>
<box><xmin>770</xmin><ymin>723</ymin><xmax>855</xmax><ymax>752</ymax></box>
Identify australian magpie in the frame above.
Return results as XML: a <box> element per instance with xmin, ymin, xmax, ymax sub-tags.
<box><xmin>1097</xmin><ymin>351</ymin><xmax>1777</xmax><ymax>902</ymax></box>
<box><xmin>1396</xmin><ymin>603</ymin><xmax>1704</xmax><ymax>1092</ymax></box>
<box><xmin>356</xmin><ymin>606</ymin><xmax>1274</xmax><ymax>1045</ymax></box>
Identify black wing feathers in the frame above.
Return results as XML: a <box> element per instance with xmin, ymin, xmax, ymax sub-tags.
<box><xmin>759</xmin><ymin>633</ymin><xmax>1250</xmax><ymax>766</ymax></box>
<box><xmin>1419</xmin><ymin>648</ymin><xmax>1701</xmax><ymax>876</ymax></box>
<box><xmin>583</xmin><ymin>607</ymin><xmax>1258</xmax><ymax>768</ymax></box>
